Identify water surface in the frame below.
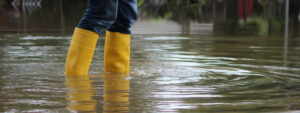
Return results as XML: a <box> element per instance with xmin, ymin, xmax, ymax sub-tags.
<box><xmin>0</xmin><ymin>34</ymin><xmax>300</xmax><ymax>112</ymax></box>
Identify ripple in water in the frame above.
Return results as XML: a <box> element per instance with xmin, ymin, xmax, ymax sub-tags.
<box><xmin>0</xmin><ymin>35</ymin><xmax>300</xmax><ymax>112</ymax></box>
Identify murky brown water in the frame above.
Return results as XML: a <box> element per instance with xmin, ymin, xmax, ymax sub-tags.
<box><xmin>0</xmin><ymin>34</ymin><xmax>300</xmax><ymax>112</ymax></box>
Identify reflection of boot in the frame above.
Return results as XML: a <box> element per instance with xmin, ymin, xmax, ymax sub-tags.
<box><xmin>103</xmin><ymin>74</ymin><xmax>130</xmax><ymax>112</ymax></box>
<box><xmin>65</xmin><ymin>75</ymin><xmax>96</xmax><ymax>112</ymax></box>
<box><xmin>104</xmin><ymin>31</ymin><xmax>130</xmax><ymax>74</ymax></box>
<box><xmin>65</xmin><ymin>28</ymin><xmax>99</xmax><ymax>76</ymax></box>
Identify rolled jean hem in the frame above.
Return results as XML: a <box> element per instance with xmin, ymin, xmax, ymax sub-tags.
<box><xmin>77</xmin><ymin>25</ymin><xmax>103</xmax><ymax>35</ymax></box>
<box><xmin>107</xmin><ymin>29</ymin><xmax>131</xmax><ymax>34</ymax></box>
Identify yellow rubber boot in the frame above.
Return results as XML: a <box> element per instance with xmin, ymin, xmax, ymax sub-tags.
<box><xmin>104</xmin><ymin>31</ymin><xmax>130</xmax><ymax>74</ymax></box>
<box><xmin>65</xmin><ymin>28</ymin><xmax>99</xmax><ymax>76</ymax></box>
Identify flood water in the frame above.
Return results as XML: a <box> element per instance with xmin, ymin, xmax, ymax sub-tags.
<box><xmin>0</xmin><ymin>33</ymin><xmax>299</xmax><ymax>112</ymax></box>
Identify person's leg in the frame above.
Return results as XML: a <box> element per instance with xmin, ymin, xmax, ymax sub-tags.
<box><xmin>78</xmin><ymin>0</ymin><xmax>119</xmax><ymax>35</ymax></box>
<box><xmin>107</xmin><ymin>0</ymin><xmax>138</xmax><ymax>34</ymax></box>
<box><xmin>104</xmin><ymin>0</ymin><xmax>138</xmax><ymax>74</ymax></box>
<box><xmin>65</xmin><ymin>0</ymin><xmax>119</xmax><ymax>76</ymax></box>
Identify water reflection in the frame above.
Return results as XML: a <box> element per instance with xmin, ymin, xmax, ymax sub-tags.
<box><xmin>131</xmin><ymin>34</ymin><xmax>300</xmax><ymax>112</ymax></box>
<box><xmin>103</xmin><ymin>74</ymin><xmax>130</xmax><ymax>113</ymax></box>
<box><xmin>65</xmin><ymin>74</ymin><xmax>130</xmax><ymax>113</ymax></box>
<box><xmin>65</xmin><ymin>75</ymin><xmax>96</xmax><ymax>112</ymax></box>
<box><xmin>0</xmin><ymin>33</ymin><xmax>300</xmax><ymax>112</ymax></box>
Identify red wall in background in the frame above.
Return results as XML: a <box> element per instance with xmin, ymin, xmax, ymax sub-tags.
<box><xmin>238</xmin><ymin>0</ymin><xmax>254</xmax><ymax>20</ymax></box>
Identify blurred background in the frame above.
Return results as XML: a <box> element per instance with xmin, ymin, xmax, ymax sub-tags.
<box><xmin>0</xmin><ymin>0</ymin><xmax>299</xmax><ymax>36</ymax></box>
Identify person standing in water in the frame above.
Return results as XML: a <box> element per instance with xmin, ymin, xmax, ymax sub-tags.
<box><xmin>65</xmin><ymin>0</ymin><xmax>138</xmax><ymax>75</ymax></box>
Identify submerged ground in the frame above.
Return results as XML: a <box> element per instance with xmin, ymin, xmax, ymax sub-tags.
<box><xmin>0</xmin><ymin>34</ymin><xmax>300</xmax><ymax>112</ymax></box>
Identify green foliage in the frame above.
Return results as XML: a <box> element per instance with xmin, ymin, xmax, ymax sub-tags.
<box><xmin>164</xmin><ymin>12</ymin><xmax>173</xmax><ymax>19</ymax></box>
<box><xmin>258</xmin><ymin>0</ymin><xmax>283</xmax><ymax>6</ymax></box>
<box><xmin>137</xmin><ymin>0</ymin><xmax>145</xmax><ymax>7</ymax></box>
<box><xmin>199</xmin><ymin>0</ymin><xmax>206</xmax><ymax>6</ymax></box>
<box><xmin>139</xmin><ymin>0</ymin><xmax>205</xmax><ymax>21</ymax></box>
<box><xmin>239</xmin><ymin>17</ymin><xmax>268</xmax><ymax>36</ymax></box>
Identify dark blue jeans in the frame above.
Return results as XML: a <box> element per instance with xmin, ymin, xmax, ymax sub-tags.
<box><xmin>77</xmin><ymin>0</ymin><xmax>138</xmax><ymax>35</ymax></box>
